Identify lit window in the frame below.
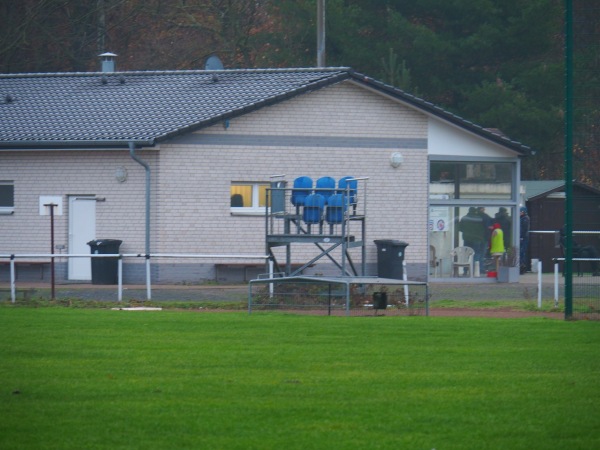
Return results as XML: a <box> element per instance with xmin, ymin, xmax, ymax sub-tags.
<box><xmin>230</xmin><ymin>182</ymin><xmax>269</xmax><ymax>213</ymax></box>
<box><xmin>0</xmin><ymin>181</ymin><xmax>14</xmax><ymax>215</ymax></box>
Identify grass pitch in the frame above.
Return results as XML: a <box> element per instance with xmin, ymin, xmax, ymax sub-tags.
<box><xmin>1</xmin><ymin>308</ymin><xmax>598</xmax><ymax>449</ymax></box>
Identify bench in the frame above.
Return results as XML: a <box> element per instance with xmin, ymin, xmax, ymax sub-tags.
<box><xmin>0</xmin><ymin>287</ymin><xmax>37</xmax><ymax>301</ymax></box>
<box><xmin>215</xmin><ymin>263</ymin><xmax>310</xmax><ymax>282</ymax></box>
<box><xmin>0</xmin><ymin>260</ymin><xmax>49</xmax><ymax>280</ymax></box>
<box><xmin>214</xmin><ymin>263</ymin><xmax>268</xmax><ymax>282</ymax></box>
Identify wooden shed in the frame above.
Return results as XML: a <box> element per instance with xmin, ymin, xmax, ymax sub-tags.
<box><xmin>523</xmin><ymin>181</ymin><xmax>600</xmax><ymax>273</ymax></box>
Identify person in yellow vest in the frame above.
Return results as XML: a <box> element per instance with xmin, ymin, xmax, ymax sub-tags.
<box><xmin>490</xmin><ymin>222</ymin><xmax>506</xmax><ymax>274</ymax></box>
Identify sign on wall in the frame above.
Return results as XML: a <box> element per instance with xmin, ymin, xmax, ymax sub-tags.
<box><xmin>39</xmin><ymin>196</ymin><xmax>63</xmax><ymax>215</ymax></box>
<box><xmin>429</xmin><ymin>207</ymin><xmax>449</xmax><ymax>232</ymax></box>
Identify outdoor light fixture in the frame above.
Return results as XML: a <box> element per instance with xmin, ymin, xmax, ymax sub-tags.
<box><xmin>115</xmin><ymin>166</ymin><xmax>128</xmax><ymax>183</ymax></box>
<box><xmin>390</xmin><ymin>152</ymin><xmax>403</xmax><ymax>168</ymax></box>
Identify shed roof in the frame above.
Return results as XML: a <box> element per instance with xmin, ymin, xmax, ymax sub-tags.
<box><xmin>522</xmin><ymin>180</ymin><xmax>600</xmax><ymax>201</ymax></box>
<box><xmin>0</xmin><ymin>67</ymin><xmax>531</xmax><ymax>153</ymax></box>
<box><xmin>522</xmin><ymin>180</ymin><xmax>566</xmax><ymax>201</ymax></box>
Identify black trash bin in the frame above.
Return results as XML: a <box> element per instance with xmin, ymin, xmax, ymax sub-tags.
<box><xmin>87</xmin><ymin>239</ymin><xmax>123</xmax><ymax>284</ymax></box>
<box><xmin>374</xmin><ymin>239</ymin><xmax>409</xmax><ymax>279</ymax></box>
<box><xmin>372</xmin><ymin>292</ymin><xmax>388</xmax><ymax>310</ymax></box>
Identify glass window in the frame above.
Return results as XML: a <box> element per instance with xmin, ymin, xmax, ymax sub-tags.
<box><xmin>0</xmin><ymin>181</ymin><xmax>14</xmax><ymax>214</ymax></box>
<box><xmin>430</xmin><ymin>162</ymin><xmax>514</xmax><ymax>200</ymax></box>
<box><xmin>429</xmin><ymin>205</ymin><xmax>516</xmax><ymax>278</ymax></box>
<box><xmin>230</xmin><ymin>182</ymin><xmax>269</xmax><ymax>213</ymax></box>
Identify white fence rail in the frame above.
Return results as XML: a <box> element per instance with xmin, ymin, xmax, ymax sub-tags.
<box><xmin>1</xmin><ymin>253</ymin><xmax>269</xmax><ymax>303</ymax></box>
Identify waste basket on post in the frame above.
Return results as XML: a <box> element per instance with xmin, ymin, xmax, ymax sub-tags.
<box><xmin>87</xmin><ymin>239</ymin><xmax>123</xmax><ymax>284</ymax></box>
<box><xmin>374</xmin><ymin>240</ymin><xmax>409</xmax><ymax>279</ymax></box>
<box><xmin>270</xmin><ymin>179</ymin><xmax>287</xmax><ymax>215</ymax></box>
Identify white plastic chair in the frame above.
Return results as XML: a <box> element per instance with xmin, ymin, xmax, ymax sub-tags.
<box><xmin>451</xmin><ymin>246</ymin><xmax>475</xmax><ymax>277</ymax></box>
<box><xmin>429</xmin><ymin>245</ymin><xmax>441</xmax><ymax>277</ymax></box>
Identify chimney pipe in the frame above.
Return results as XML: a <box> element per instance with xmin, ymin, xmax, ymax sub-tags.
<box><xmin>99</xmin><ymin>52</ymin><xmax>117</xmax><ymax>72</ymax></box>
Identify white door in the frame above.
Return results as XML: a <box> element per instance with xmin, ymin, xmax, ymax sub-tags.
<box><xmin>68</xmin><ymin>196</ymin><xmax>96</xmax><ymax>280</ymax></box>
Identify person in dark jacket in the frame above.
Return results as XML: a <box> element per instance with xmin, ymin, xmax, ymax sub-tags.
<box><xmin>459</xmin><ymin>207</ymin><xmax>485</xmax><ymax>273</ymax></box>
<box><xmin>519</xmin><ymin>207</ymin><xmax>530</xmax><ymax>274</ymax></box>
<box><xmin>478</xmin><ymin>207</ymin><xmax>493</xmax><ymax>257</ymax></box>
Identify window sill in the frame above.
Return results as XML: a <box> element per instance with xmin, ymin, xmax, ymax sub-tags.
<box><xmin>230</xmin><ymin>209</ymin><xmax>266</xmax><ymax>217</ymax></box>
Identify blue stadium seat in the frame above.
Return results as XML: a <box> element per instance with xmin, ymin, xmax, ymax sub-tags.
<box><xmin>302</xmin><ymin>193</ymin><xmax>325</xmax><ymax>233</ymax></box>
<box><xmin>291</xmin><ymin>176</ymin><xmax>313</xmax><ymax>213</ymax></box>
<box><xmin>315</xmin><ymin>176</ymin><xmax>336</xmax><ymax>201</ymax></box>
<box><xmin>326</xmin><ymin>193</ymin><xmax>347</xmax><ymax>233</ymax></box>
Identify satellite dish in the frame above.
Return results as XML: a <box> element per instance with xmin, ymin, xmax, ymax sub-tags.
<box><xmin>205</xmin><ymin>55</ymin><xmax>224</xmax><ymax>71</ymax></box>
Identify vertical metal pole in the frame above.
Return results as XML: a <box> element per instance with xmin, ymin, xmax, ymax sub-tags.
<box><xmin>403</xmin><ymin>260</ymin><xmax>409</xmax><ymax>306</ymax></box>
<box><xmin>248</xmin><ymin>281</ymin><xmax>253</xmax><ymax>314</ymax></box>
<box><xmin>345</xmin><ymin>281</ymin><xmax>350</xmax><ymax>316</ymax></box>
<box><xmin>268</xmin><ymin>259</ymin><xmax>274</xmax><ymax>298</ymax></box>
<box><xmin>341</xmin><ymin>207</ymin><xmax>347</xmax><ymax>276</ymax></box>
<box><xmin>554</xmin><ymin>262</ymin><xmax>560</xmax><ymax>308</ymax></box>
<box><xmin>265</xmin><ymin>189</ymin><xmax>270</xmax><ymax>281</ymax></box>
<box><xmin>46</xmin><ymin>203</ymin><xmax>56</xmax><ymax>300</ymax></box>
<box><xmin>537</xmin><ymin>262</ymin><xmax>542</xmax><ymax>309</ymax></box>
<box><xmin>564</xmin><ymin>0</ymin><xmax>573</xmax><ymax>319</ymax></box>
<box><xmin>317</xmin><ymin>0</ymin><xmax>326</xmax><ymax>67</ymax></box>
<box><xmin>10</xmin><ymin>255</ymin><xmax>16</xmax><ymax>303</ymax></box>
<box><xmin>118</xmin><ymin>256</ymin><xmax>123</xmax><ymax>302</ymax></box>
<box><xmin>362</xmin><ymin>180</ymin><xmax>367</xmax><ymax>276</ymax></box>
<box><xmin>145</xmin><ymin>255</ymin><xmax>151</xmax><ymax>300</ymax></box>
<box><xmin>361</xmin><ymin>219</ymin><xmax>366</xmax><ymax>276</ymax></box>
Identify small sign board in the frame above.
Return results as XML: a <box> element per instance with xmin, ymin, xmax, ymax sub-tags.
<box><xmin>39</xmin><ymin>196</ymin><xmax>63</xmax><ymax>215</ymax></box>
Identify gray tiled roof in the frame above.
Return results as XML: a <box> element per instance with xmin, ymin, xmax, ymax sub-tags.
<box><xmin>0</xmin><ymin>68</ymin><xmax>348</xmax><ymax>147</ymax></box>
<box><xmin>522</xmin><ymin>180</ymin><xmax>566</xmax><ymax>201</ymax></box>
<box><xmin>0</xmin><ymin>67</ymin><xmax>531</xmax><ymax>153</ymax></box>
<box><xmin>522</xmin><ymin>180</ymin><xmax>600</xmax><ymax>201</ymax></box>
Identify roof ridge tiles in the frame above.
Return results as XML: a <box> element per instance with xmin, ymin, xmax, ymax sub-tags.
<box><xmin>0</xmin><ymin>67</ymin><xmax>352</xmax><ymax>79</ymax></box>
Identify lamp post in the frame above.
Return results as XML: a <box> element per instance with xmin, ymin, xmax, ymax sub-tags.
<box><xmin>317</xmin><ymin>0</ymin><xmax>325</xmax><ymax>67</ymax></box>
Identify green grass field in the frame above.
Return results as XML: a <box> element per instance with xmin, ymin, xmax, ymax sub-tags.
<box><xmin>1</xmin><ymin>308</ymin><xmax>598</xmax><ymax>449</ymax></box>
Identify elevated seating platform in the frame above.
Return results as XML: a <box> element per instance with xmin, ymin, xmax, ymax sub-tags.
<box><xmin>265</xmin><ymin>176</ymin><xmax>367</xmax><ymax>278</ymax></box>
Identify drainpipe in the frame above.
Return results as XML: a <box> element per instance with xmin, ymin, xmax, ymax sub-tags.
<box><xmin>129</xmin><ymin>141</ymin><xmax>152</xmax><ymax>300</ymax></box>
<box><xmin>129</xmin><ymin>142</ymin><xmax>150</xmax><ymax>254</ymax></box>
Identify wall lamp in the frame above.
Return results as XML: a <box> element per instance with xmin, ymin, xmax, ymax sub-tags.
<box><xmin>390</xmin><ymin>152</ymin><xmax>404</xmax><ymax>168</ymax></box>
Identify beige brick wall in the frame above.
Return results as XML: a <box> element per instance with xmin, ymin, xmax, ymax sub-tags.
<box><xmin>0</xmin><ymin>151</ymin><xmax>157</xmax><ymax>254</ymax></box>
<box><xmin>198</xmin><ymin>82</ymin><xmax>427</xmax><ymax>138</ymax></box>
<box><xmin>158</xmin><ymin>80</ymin><xmax>429</xmax><ymax>267</ymax></box>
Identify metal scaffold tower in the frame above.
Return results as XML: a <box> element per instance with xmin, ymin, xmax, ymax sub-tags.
<box><xmin>264</xmin><ymin>176</ymin><xmax>367</xmax><ymax>278</ymax></box>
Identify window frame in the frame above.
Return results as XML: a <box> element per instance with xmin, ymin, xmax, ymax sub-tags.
<box><xmin>430</xmin><ymin>160</ymin><xmax>514</xmax><ymax>201</ymax></box>
<box><xmin>230</xmin><ymin>181</ymin><xmax>269</xmax><ymax>215</ymax></box>
<box><xmin>0</xmin><ymin>181</ymin><xmax>14</xmax><ymax>215</ymax></box>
